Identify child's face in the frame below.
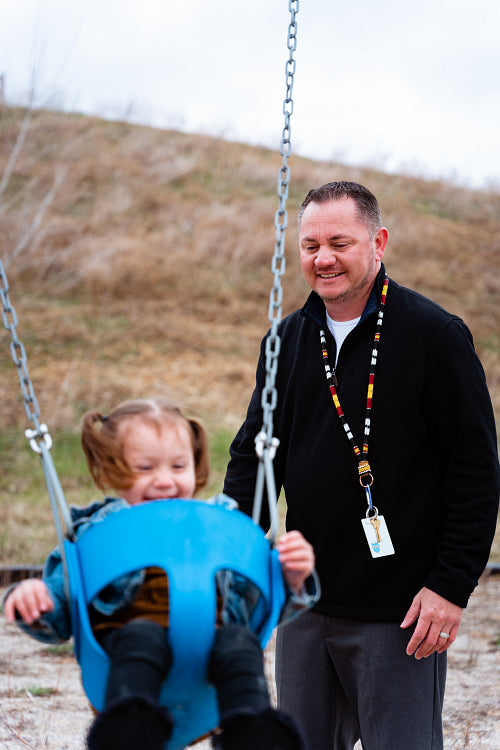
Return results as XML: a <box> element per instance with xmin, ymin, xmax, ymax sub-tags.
<box><xmin>119</xmin><ymin>417</ymin><xmax>197</xmax><ymax>505</ymax></box>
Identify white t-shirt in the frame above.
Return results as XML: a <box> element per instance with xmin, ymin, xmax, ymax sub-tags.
<box><xmin>326</xmin><ymin>313</ymin><xmax>360</xmax><ymax>366</ymax></box>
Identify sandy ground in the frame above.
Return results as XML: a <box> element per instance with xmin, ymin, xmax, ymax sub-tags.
<box><xmin>0</xmin><ymin>573</ymin><xmax>499</xmax><ymax>750</ymax></box>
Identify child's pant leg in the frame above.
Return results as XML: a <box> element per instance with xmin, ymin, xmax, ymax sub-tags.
<box><xmin>208</xmin><ymin>622</ymin><xmax>270</xmax><ymax>718</ymax></box>
<box><xmin>209</xmin><ymin>624</ymin><xmax>305</xmax><ymax>750</ymax></box>
<box><xmin>99</xmin><ymin>619</ymin><xmax>172</xmax><ymax>704</ymax></box>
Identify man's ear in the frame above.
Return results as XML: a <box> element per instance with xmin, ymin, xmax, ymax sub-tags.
<box><xmin>374</xmin><ymin>227</ymin><xmax>389</xmax><ymax>261</ymax></box>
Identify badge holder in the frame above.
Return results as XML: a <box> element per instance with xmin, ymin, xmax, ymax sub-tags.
<box><xmin>360</xmin><ymin>481</ymin><xmax>395</xmax><ymax>559</ymax></box>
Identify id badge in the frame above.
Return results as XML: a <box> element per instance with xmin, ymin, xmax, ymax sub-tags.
<box><xmin>361</xmin><ymin>515</ymin><xmax>395</xmax><ymax>558</ymax></box>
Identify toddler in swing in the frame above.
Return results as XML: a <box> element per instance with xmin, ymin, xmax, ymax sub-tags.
<box><xmin>3</xmin><ymin>398</ymin><xmax>318</xmax><ymax>750</ymax></box>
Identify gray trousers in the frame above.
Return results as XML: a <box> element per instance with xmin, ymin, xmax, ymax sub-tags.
<box><xmin>275</xmin><ymin>610</ymin><xmax>446</xmax><ymax>750</ymax></box>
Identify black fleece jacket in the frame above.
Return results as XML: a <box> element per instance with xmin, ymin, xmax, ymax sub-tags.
<box><xmin>224</xmin><ymin>266</ymin><xmax>500</xmax><ymax>621</ymax></box>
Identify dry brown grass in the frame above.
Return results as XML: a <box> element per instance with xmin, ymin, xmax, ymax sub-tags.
<box><xmin>1</xmin><ymin>104</ymin><xmax>499</xmax><ymax>563</ymax></box>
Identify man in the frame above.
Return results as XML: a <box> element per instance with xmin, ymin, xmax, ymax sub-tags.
<box><xmin>223</xmin><ymin>181</ymin><xmax>500</xmax><ymax>749</ymax></box>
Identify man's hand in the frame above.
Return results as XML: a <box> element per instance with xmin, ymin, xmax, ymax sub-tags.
<box><xmin>401</xmin><ymin>586</ymin><xmax>463</xmax><ymax>659</ymax></box>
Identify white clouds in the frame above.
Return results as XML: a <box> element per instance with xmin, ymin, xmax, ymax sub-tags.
<box><xmin>0</xmin><ymin>0</ymin><xmax>498</xmax><ymax>188</ymax></box>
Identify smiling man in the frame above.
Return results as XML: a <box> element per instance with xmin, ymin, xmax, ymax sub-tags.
<box><xmin>298</xmin><ymin>191</ymin><xmax>387</xmax><ymax>320</ymax></box>
<box><xmin>224</xmin><ymin>181</ymin><xmax>500</xmax><ymax>750</ymax></box>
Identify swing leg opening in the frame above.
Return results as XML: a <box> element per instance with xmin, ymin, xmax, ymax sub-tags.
<box><xmin>208</xmin><ymin>624</ymin><xmax>305</xmax><ymax>750</ymax></box>
<box><xmin>87</xmin><ymin>620</ymin><xmax>173</xmax><ymax>750</ymax></box>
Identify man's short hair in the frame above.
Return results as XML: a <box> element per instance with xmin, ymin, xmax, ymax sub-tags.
<box><xmin>298</xmin><ymin>181</ymin><xmax>382</xmax><ymax>238</ymax></box>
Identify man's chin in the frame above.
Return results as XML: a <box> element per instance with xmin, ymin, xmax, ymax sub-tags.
<box><xmin>320</xmin><ymin>291</ymin><xmax>349</xmax><ymax>304</ymax></box>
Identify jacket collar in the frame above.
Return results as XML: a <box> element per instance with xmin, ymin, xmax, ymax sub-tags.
<box><xmin>301</xmin><ymin>264</ymin><xmax>387</xmax><ymax>327</ymax></box>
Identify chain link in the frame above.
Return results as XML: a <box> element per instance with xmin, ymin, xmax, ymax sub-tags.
<box><xmin>259</xmin><ymin>0</ymin><xmax>298</xmax><ymax>447</ymax></box>
<box><xmin>0</xmin><ymin>258</ymin><xmax>47</xmax><ymax>444</ymax></box>
<box><xmin>254</xmin><ymin>1</ymin><xmax>299</xmax><ymax>537</ymax></box>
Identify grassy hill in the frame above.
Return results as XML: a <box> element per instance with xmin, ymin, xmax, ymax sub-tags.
<box><xmin>1</xmin><ymin>105</ymin><xmax>499</xmax><ymax>563</ymax></box>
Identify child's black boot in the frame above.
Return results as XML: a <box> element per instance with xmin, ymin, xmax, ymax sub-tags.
<box><xmin>86</xmin><ymin>695</ymin><xmax>173</xmax><ymax>750</ymax></box>
<box><xmin>213</xmin><ymin>707</ymin><xmax>305</xmax><ymax>750</ymax></box>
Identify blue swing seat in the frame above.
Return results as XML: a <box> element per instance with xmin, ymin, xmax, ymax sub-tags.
<box><xmin>64</xmin><ymin>499</ymin><xmax>285</xmax><ymax>750</ymax></box>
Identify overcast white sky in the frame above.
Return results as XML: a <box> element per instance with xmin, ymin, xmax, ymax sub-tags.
<box><xmin>1</xmin><ymin>0</ymin><xmax>499</xmax><ymax>189</ymax></box>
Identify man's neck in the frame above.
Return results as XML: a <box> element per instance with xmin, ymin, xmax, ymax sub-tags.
<box><xmin>323</xmin><ymin>284</ymin><xmax>374</xmax><ymax>322</ymax></box>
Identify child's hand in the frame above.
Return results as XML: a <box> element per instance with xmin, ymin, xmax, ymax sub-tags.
<box><xmin>276</xmin><ymin>530</ymin><xmax>315</xmax><ymax>595</ymax></box>
<box><xmin>4</xmin><ymin>579</ymin><xmax>54</xmax><ymax>625</ymax></box>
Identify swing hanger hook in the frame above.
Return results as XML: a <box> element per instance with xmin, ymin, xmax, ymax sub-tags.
<box><xmin>25</xmin><ymin>424</ymin><xmax>53</xmax><ymax>454</ymax></box>
<box><xmin>255</xmin><ymin>430</ymin><xmax>280</xmax><ymax>460</ymax></box>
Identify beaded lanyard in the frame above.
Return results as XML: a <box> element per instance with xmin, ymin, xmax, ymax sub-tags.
<box><xmin>319</xmin><ymin>276</ymin><xmax>389</xmax><ymax>516</ymax></box>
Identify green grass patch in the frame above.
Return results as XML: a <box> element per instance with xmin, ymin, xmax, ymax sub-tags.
<box><xmin>42</xmin><ymin>643</ymin><xmax>75</xmax><ymax>657</ymax></box>
<box><xmin>24</xmin><ymin>686</ymin><xmax>58</xmax><ymax>697</ymax></box>
<box><xmin>0</xmin><ymin>428</ymin><xmax>93</xmax><ymax>504</ymax></box>
<box><xmin>410</xmin><ymin>197</ymin><xmax>461</xmax><ymax>222</ymax></box>
<box><xmin>51</xmin><ymin>432</ymin><xmax>92</xmax><ymax>484</ymax></box>
<box><xmin>203</xmin><ymin>426</ymin><xmax>232</xmax><ymax>498</ymax></box>
<box><xmin>480</xmin><ymin>333</ymin><xmax>500</xmax><ymax>354</ymax></box>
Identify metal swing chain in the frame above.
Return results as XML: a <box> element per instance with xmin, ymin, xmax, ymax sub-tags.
<box><xmin>0</xmin><ymin>260</ymin><xmax>45</xmax><ymax>437</ymax></box>
<box><xmin>253</xmin><ymin>0</ymin><xmax>299</xmax><ymax>541</ymax></box>
<box><xmin>0</xmin><ymin>258</ymin><xmax>74</xmax><ymax>562</ymax></box>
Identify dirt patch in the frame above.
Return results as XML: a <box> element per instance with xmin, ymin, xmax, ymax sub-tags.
<box><xmin>1</xmin><ymin>574</ymin><xmax>499</xmax><ymax>749</ymax></box>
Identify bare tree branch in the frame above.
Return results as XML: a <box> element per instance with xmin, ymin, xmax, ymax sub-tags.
<box><xmin>0</xmin><ymin>109</ymin><xmax>32</xmax><ymax>206</ymax></box>
<box><xmin>10</xmin><ymin>165</ymin><xmax>66</xmax><ymax>260</ymax></box>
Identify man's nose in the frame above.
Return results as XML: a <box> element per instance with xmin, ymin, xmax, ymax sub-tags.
<box><xmin>315</xmin><ymin>245</ymin><xmax>338</xmax><ymax>265</ymax></box>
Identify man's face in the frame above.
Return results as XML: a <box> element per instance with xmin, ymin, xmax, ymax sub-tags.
<box><xmin>299</xmin><ymin>197</ymin><xmax>387</xmax><ymax>319</ymax></box>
